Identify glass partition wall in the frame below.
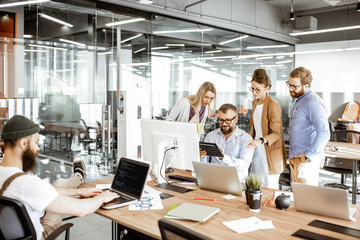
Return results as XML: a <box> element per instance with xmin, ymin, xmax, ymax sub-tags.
<box><xmin>0</xmin><ymin>2</ymin><xmax>294</xmax><ymax>179</ymax></box>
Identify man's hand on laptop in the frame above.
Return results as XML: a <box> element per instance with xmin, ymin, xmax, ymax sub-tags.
<box><xmin>101</xmin><ymin>190</ymin><xmax>119</xmax><ymax>203</ymax></box>
<box><xmin>77</xmin><ymin>188</ymin><xmax>103</xmax><ymax>198</ymax></box>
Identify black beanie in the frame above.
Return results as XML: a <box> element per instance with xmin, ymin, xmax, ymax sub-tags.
<box><xmin>1</xmin><ymin>115</ymin><xmax>40</xmax><ymax>141</ymax></box>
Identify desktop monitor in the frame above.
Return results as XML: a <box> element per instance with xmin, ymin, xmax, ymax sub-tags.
<box><xmin>140</xmin><ymin>119</ymin><xmax>200</xmax><ymax>183</ymax></box>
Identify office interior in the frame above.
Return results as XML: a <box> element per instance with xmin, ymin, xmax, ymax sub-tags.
<box><xmin>1</xmin><ymin>0</ymin><xmax>360</xmax><ymax>239</ymax></box>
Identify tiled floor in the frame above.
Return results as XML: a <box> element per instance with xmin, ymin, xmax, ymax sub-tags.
<box><xmin>38</xmin><ymin>156</ymin><xmax>359</xmax><ymax>239</ymax></box>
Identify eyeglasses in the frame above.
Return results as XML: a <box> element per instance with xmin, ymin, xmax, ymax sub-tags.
<box><xmin>249</xmin><ymin>87</ymin><xmax>261</xmax><ymax>94</ymax></box>
<box><xmin>218</xmin><ymin>116</ymin><xmax>237</xmax><ymax>125</ymax></box>
<box><xmin>286</xmin><ymin>81</ymin><xmax>302</xmax><ymax>90</ymax></box>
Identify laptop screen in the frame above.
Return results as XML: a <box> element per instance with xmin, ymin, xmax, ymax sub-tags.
<box><xmin>111</xmin><ymin>158</ymin><xmax>149</xmax><ymax>199</ymax></box>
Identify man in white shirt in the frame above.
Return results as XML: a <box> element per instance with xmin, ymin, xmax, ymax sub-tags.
<box><xmin>0</xmin><ymin>115</ymin><xmax>118</xmax><ymax>240</ymax></box>
<box><xmin>200</xmin><ymin>104</ymin><xmax>254</xmax><ymax>181</ymax></box>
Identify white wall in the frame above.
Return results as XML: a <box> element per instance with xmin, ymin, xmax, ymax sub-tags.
<box><xmin>295</xmin><ymin>40</ymin><xmax>360</xmax><ymax>93</ymax></box>
<box><xmin>295</xmin><ymin>40</ymin><xmax>360</xmax><ymax>117</ymax></box>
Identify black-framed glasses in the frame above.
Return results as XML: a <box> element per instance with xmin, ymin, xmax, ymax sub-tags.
<box><xmin>249</xmin><ymin>87</ymin><xmax>261</xmax><ymax>94</ymax></box>
<box><xmin>218</xmin><ymin>116</ymin><xmax>237</xmax><ymax>125</ymax></box>
<box><xmin>286</xmin><ymin>81</ymin><xmax>302</xmax><ymax>90</ymax></box>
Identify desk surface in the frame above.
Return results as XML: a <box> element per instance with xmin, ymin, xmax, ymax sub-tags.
<box><xmin>82</xmin><ymin>169</ymin><xmax>360</xmax><ymax>239</ymax></box>
<box><xmin>325</xmin><ymin>141</ymin><xmax>360</xmax><ymax>160</ymax></box>
<box><xmin>42</xmin><ymin>122</ymin><xmax>87</xmax><ymax>134</ymax></box>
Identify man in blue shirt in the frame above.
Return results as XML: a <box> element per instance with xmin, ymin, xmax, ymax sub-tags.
<box><xmin>287</xmin><ymin>67</ymin><xmax>330</xmax><ymax>186</ymax></box>
<box><xmin>200</xmin><ymin>104</ymin><xmax>254</xmax><ymax>181</ymax></box>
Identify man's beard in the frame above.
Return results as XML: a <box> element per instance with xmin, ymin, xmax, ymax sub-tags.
<box><xmin>290</xmin><ymin>87</ymin><xmax>305</xmax><ymax>98</ymax></box>
<box><xmin>221</xmin><ymin>125</ymin><xmax>235</xmax><ymax>135</ymax></box>
<box><xmin>22</xmin><ymin>146</ymin><xmax>38</xmax><ymax>173</ymax></box>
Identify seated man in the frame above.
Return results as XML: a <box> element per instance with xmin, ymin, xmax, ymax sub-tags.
<box><xmin>200</xmin><ymin>104</ymin><xmax>254</xmax><ymax>181</ymax></box>
<box><xmin>0</xmin><ymin>115</ymin><xmax>118</xmax><ymax>240</ymax></box>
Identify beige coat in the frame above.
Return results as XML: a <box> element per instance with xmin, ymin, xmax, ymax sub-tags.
<box><xmin>250</xmin><ymin>94</ymin><xmax>286</xmax><ymax>175</ymax></box>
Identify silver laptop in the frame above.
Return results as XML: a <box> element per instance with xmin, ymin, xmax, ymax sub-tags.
<box><xmin>292</xmin><ymin>182</ymin><xmax>357</xmax><ymax>220</ymax></box>
<box><xmin>192</xmin><ymin>161</ymin><xmax>242</xmax><ymax>196</ymax></box>
<box><xmin>101</xmin><ymin>157</ymin><xmax>150</xmax><ymax>209</ymax></box>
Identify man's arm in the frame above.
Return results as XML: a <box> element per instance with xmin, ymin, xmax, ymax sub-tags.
<box><xmin>305</xmin><ymin>101</ymin><xmax>330</xmax><ymax>158</ymax></box>
<box><xmin>45</xmin><ymin>190</ymin><xmax>118</xmax><ymax>217</ymax></box>
<box><xmin>199</xmin><ymin>132</ymin><xmax>211</xmax><ymax>163</ymax></box>
<box><xmin>221</xmin><ymin>135</ymin><xmax>254</xmax><ymax>180</ymax></box>
<box><xmin>54</xmin><ymin>186</ymin><xmax>103</xmax><ymax>198</ymax></box>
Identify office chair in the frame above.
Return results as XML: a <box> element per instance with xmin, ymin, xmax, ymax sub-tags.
<box><xmin>324</xmin><ymin>119</ymin><xmax>360</xmax><ymax>190</ymax></box>
<box><xmin>158</xmin><ymin>219</ymin><xmax>211</xmax><ymax>240</ymax></box>
<box><xmin>278</xmin><ymin>164</ymin><xmax>292</xmax><ymax>190</ymax></box>
<box><xmin>0</xmin><ymin>195</ymin><xmax>73</xmax><ymax>240</ymax></box>
<box><xmin>78</xmin><ymin>119</ymin><xmax>102</xmax><ymax>157</ymax></box>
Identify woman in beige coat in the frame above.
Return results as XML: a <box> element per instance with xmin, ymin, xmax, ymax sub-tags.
<box><xmin>247</xmin><ymin>69</ymin><xmax>286</xmax><ymax>189</ymax></box>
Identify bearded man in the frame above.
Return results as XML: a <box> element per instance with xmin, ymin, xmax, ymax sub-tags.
<box><xmin>287</xmin><ymin>67</ymin><xmax>330</xmax><ymax>186</ymax></box>
<box><xmin>0</xmin><ymin>115</ymin><xmax>118</xmax><ymax>240</ymax></box>
<box><xmin>200</xmin><ymin>104</ymin><xmax>254</xmax><ymax>181</ymax></box>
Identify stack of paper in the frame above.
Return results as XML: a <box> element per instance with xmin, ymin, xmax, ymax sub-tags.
<box><xmin>223</xmin><ymin>216</ymin><xmax>275</xmax><ymax>234</ymax></box>
<box><xmin>164</xmin><ymin>205</ymin><xmax>188</xmax><ymax>220</ymax></box>
<box><xmin>165</xmin><ymin>203</ymin><xmax>219</xmax><ymax>222</ymax></box>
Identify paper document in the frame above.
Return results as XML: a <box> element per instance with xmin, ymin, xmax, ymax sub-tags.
<box><xmin>164</xmin><ymin>205</ymin><xmax>189</xmax><ymax>220</ymax></box>
<box><xmin>143</xmin><ymin>185</ymin><xmax>162</xmax><ymax>195</ymax></box>
<box><xmin>223</xmin><ymin>216</ymin><xmax>275</xmax><ymax>234</ymax></box>
<box><xmin>129</xmin><ymin>193</ymin><xmax>163</xmax><ymax>210</ymax></box>
<box><xmin>222</xmin><ymin>194</ymin><xmax>236</xmax><ymax>200</ymax></box>
<box><xmin>166</xmin><ymin>203</ymin><xmax>219</xmax><ymax>222</ymax></box>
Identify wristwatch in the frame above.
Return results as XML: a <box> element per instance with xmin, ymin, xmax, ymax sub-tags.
<box><xmin>259</xmin><ymin>137</ymin><xmax>265</xmax><ymax>144</ymax></box>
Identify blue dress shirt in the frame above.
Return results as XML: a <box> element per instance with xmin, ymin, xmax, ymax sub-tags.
<box><xmin>289</xmin><ymin>90</ymin><xmax>330</xmax><ymax>158</ymax></box>
<box><xmin>200</xmin><ymin>126</ymin><xmax>254</xmax><ymax>181</ymax></box>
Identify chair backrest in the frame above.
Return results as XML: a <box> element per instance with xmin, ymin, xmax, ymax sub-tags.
<box><xmin>158</xmin><ymin>219</ymin><xmax>211</xmax><ymax>240</ymax></box>
<box><xmin>0</xmin><ymin>195</ymin><xmax>36</xmax><ymax>240</ymax></box>
<box><xmin>328</xmin><ymin>119</ymin><xmax>336</xmax><ymax>141</ymax></box>
<box><xmin>338</xmin><ymin>101</ymin><xmax>360</xmax><ymax>122</ymax></box>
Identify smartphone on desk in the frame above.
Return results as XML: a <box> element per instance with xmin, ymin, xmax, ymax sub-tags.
<box><xmin>199</xmin><ymin>142</ymin><xmax>224</xmax><ymax>158</ymax></box>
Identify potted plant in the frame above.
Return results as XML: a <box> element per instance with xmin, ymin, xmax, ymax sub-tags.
<box><xmin>244</xmin><ymin>173</ymin><xmax>262</xmax><ymax>205</ymax></box>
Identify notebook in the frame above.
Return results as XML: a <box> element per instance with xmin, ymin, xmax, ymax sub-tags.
<box><xmin>192</xmin><ymin>161</ymin><xmax>243</xmax><ymax>196</ymax></box>
<box><xmin>166</xmin><ymin>203</ymin><xmax>220</xmax><ymax>222</ymax></box>
<box><xmin>101</xmin><ymin>157</ymin><xmax>150</xmax><ymax>209</ymax></box>
<box><xmin>292</xmin><ymin>182</ymin><xmax>357</xmax><ymax>220</ymax></box>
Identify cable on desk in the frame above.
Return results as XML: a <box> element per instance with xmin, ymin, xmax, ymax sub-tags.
<box><xmin>160</xmin><ymin>146</ymin><xmax>177</xmax><ymax>184</ymax></box>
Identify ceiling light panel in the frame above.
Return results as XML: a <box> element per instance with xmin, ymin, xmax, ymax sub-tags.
<box><xmin>0</xmin><ymin>0</ymin><xmax>49</xmax><ymax>8</ymax></box>
<box><xmin>219</xmin><ymin>35</ymin><xmax>248</xmax><ymax>45</ymax></box>
<box><xmin>105</xmin><ymin>18</ymin><xmax>145</xmax><ymax>27</ymax></box>
<box><xmin>39</xmin><ymin>13</ymin><xmax>73</xmax><ymax>27</ymax></box>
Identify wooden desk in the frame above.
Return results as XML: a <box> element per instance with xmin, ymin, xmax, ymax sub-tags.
<box><xmin>82</xmin><ymin>170</ymin><xmax>360</xmax><ymax>240</ymax></box>
<box><xmin>42</xmin><ymin>122</ymin><xmax>87</xmax><ymax>134</ymax></box>
<box><xmin>325</xmin><ymin>141</ymin><xmax>360</xmax><ymax>204</ymax></box>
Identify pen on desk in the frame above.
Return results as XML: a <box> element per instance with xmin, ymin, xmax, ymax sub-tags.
<box><xmin>192</xmin><ymin>197</ymin><xmax>217</xmax><ymax>201</ymax></box>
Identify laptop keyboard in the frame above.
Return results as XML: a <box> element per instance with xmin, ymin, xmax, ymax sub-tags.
<box><xmin>110</xmin><ymin>195</ymin><xmax>132</xmax><ymax>204</ymax></box>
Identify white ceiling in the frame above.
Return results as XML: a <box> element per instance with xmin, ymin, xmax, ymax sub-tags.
<box><xmin>264</xmin><ymin>0</ymin><xmax>360</xmax><ymax>11</ymax></box>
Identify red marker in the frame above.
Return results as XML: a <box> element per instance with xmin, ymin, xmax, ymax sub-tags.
<box><xmin>192</xmin><ymin>197</ymin><xmax>217</xmax><ymax>201</ymax></box>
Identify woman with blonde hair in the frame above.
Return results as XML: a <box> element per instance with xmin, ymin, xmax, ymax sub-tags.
<box><xmin>247</xmin><ymin>69</ymin><xmax>286</xmax><ymax>189</ymax></box>
<box><xmin>166</xmin><ymin>82</ymin><xmax>216</xmax><ymax>124</ymax></box>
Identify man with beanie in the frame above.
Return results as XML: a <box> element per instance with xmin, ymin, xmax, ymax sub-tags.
<box><xmin>0</xmin><ymin>115</ymin><xmax>118</xmax><ymax>240</ymax></box>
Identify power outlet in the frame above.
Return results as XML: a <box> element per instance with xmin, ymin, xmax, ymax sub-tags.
<box><xmin>172</xmin><ymin>140</ymin><xmax>178</xmax><ymax>149</ymax></box>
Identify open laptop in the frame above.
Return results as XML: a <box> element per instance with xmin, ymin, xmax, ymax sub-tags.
<box><xmin>101</xmin><ymin>157</ymin><xmax>150</xmax><ymax>210</ymax></box>
<box><xmin>192</xmin><ymin>161</ymin><xmax>242</xmax><ymax>196</ymax></box>
<box><xmin>292</xmin><ymin>182</ymin><xmax>357</xmax><ymax>220</ymax></box>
